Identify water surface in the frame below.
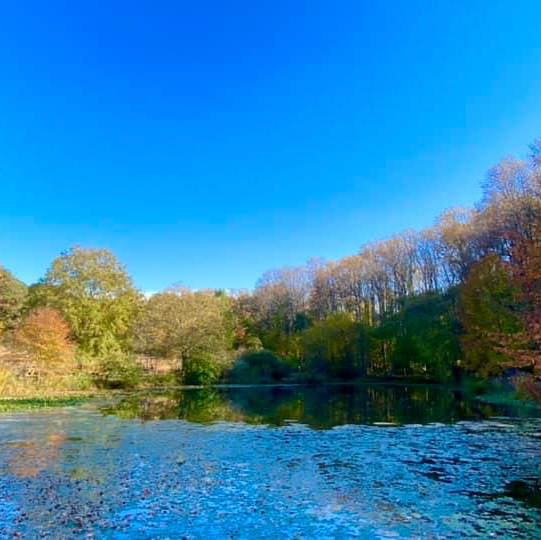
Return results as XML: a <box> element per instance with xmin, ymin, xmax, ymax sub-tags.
<box><xmin>1</xmin><ymin>385</ymin><xmax>540</xmax><ymax>538</ymax></box>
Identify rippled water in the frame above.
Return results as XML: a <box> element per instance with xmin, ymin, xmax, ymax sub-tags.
<box><xmin>1</xmin><ymin>385</ymin><xmax>540</xmax><ymax>539</ymax></box>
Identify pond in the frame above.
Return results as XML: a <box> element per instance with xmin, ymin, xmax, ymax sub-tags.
<box><xmin>1</xmin><ymin>385</ymin><xmax>540</xmax><ymax>539</ymax></box>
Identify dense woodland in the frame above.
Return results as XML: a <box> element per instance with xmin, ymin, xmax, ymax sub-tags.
<box><xmin>1</xmin><ymin>137</ymin><xmax>541</xmax><ymax>401</ymax></box>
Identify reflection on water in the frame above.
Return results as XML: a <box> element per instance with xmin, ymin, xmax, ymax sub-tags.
<box><xmin>7</xmin><ymin>434</ymin><xmax>66</xmax><ymax>478</ymax></box>
<box><xmin>0</xmin><ymin>385</ymin><xmax>540</xmax><ymax>539</ymax></box>
<box><xmin>101</xmin><ymin>384</ymin><xmax>537</xmax><ymax>428</ymax></box>
<box><xmin>504</xmin><ymin>479</ymin><xmax>541</xmax><ymax>509</ymax></box>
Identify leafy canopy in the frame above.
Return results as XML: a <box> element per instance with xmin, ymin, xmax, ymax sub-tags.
<box><xmin>134</xmin><ymin>288</ymin><xmax>234</xmax><ymax>379</ymax></box>
<box><xmin>0</xmin><ymin>266</ymin><xmax>27</xmax><ymax>331</ymax></box>
<box><xmin>31</xmin><ymin>246</ymin><xmax>142</xmax><ymax>355</ymax></box>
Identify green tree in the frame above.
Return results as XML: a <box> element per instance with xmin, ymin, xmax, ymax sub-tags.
<box><xmin>30</xmin><ymin>246</ymin><xmax>142</xmax><ymax>356</ymax></box>
<box><xmin>301</xmin><ymin>314</ymin><xmax>367</xmax><ymax>379</ymax></box>
<box><xmin>459</xmin><ymin>254</ymin><xmax>523</xmax><ymax>376</ymax></box>
<box><xmin>0</xmin><ymin>265</ymin><xmax>27</xmax><ymax>331</ymax></box>
<box><xmin>377</xmin><ymin>292</ymin><xmax>461</xmax><ymax>381</ymax></box>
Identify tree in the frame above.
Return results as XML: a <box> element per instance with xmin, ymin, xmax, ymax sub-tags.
<box><xmin>377</xmin><ymin>292</ymin><xmax>460</xmax><ymax>381</ymax></box>
<box><xmin>459</xmin><ymin>254</ymin><xmax>523</xmax><ymax>376</ymax></box>
<box><xmin>301</xmin><ymin>314</ymin><xmax>367</xmax><ymax>379</ymax></box>
<box><xmin>0</xmin><ymin>265</ymin><xmax>27</xmax><ymax>331</ymax></box>
<box><xmin>500</xmin><ymin>214</ymin><xmax>541</xmax><ymax>372</ymax></box>
<box><xmin>13</xmin><ymin>307</ymin><xmax>75</xmax><ymax>378</ymax></box>
<box><xmin>30</xmin><ymin>246</ymin><xmax>142</xmax><ymax>356</ymax></box>
<box><xmin>417</xmin><ymin>228</ymin><xmax>443</xmax><ymax>293</ymax></box>
<box><xmin>434</xmin><ymin>208</ymin><xmax>481</xmax><ymax>287</ymax></box>
<box><xmin>253</xmin><ymin>265</ymin><xmax>312</xmax><ymax>336</ymax></box>
<box><xmin>134</xmin><ymin>288</ymin><xmax>234</xmax><ymax>382</ymax></box>
<box><xmin>228</xmin><ymin>290</ymin><xmax>264</xmax><ymax>352</ymax></box>
<box><xmin>478</xmin><ymin>156</ymin><xmax>541</xmax><ymax>260</ymax></box>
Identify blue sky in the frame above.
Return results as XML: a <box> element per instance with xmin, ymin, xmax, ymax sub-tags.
<box><xmin>1</xmin><ymin>1</ymin><xmax>540</xmax><ymax>292</ymax></box>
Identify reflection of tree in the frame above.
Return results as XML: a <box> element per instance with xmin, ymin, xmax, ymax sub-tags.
<box><xmin>223</xmin><ymin>385</ymin><xmax>500</xmax><ymax>428</ymax></box>
<box><xmin>2</xmin><ymin>411</ymin><xmax>138</xmax><ymax>534</ymax></box>
<box><xmin>102</xmin><ymin>395</ymin><xmax>180</xmax><ymax>420</ymax></box>
<box><xmin>102</xmin><ymin>385</ymin><xmax>503</xmax><ymax>429</ymax></box>
<box><xmin>102</xmin><ymin>390</ymin><xmax>245</xmax><ymax>423</ymax></box>
<box><xmin>176</xmin><ymin>389</ymin><xmax>245</xmax><ymax>423</ymax></box>
<box><xmin>8</xmin><ymin>433</ymin><xmax>66</xmax><ymax>477</ymax></box>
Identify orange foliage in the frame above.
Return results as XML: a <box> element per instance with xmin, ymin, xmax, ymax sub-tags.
<box><xmin>14</xmin><ymin>307</ymin><xmax>75</xmax><ymax>376</ymax></box>
<box><xmin>505</xmin><ymin>215</ymin><xmax>541</xmax><ymax>372</ymax></box>
<box><xmin>492</xmin><ymin>214</ymin><xmax>541</xmax><ymax>373</ymax></box>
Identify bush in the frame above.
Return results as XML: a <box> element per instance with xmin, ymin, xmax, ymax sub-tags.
<box><xmin>183</xmin><ymin>354</ymin><xmax>223</xmax><ymax>386</ymax></box>
<box><xmin>228</xmin><ymin>350</ymin><xmax>290</xmax><ymax>384</ymax></box>
<box><xmin>94</xmin><ymin>351</ymin><xmax>143</xmax><ymax>389</ymax></box>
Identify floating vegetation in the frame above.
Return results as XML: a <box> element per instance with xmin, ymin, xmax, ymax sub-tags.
<box><xmin>0</xmin><ymin>397</ymin><xmax>90</xmax><ymax>413</ymax></box>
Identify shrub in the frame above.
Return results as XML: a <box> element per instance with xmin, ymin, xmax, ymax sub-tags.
<box><xmin>94</xmin><ymin>350</ymin><xmax>143</xmax><ymax>389</ymax></box>
<box><xmin>228</xmin><ymin>350</ymin><xmax>290</xmax><ymax>384</ymax></box>
<box><xmin>183</xmin><ymin>354</ymin><xmax>223</xmax><ymax>386</ymax></box>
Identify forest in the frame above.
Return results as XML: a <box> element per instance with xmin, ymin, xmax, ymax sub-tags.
<box><xmin>1</xmin><ymin>137</ymin><xmax>541</xmax><ymax>402</ymax></box>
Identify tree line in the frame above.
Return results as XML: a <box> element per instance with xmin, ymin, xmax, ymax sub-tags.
<box><xmin>1</xmin><ymin>137</ymin><xmax>540</xmax><ymax>398</ymax></box>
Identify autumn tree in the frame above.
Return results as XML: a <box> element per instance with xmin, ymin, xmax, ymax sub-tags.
<box><xmin>459</xmin><ymin>254</ymin><xmax>523</xmax><ymax>376</ymax></box>
<box><xmin>417</xmin><ymin>228</ymin><xmax>443</xmax><ymax>293</ymax></box>
<box><xmin>228</xmin><ymin>290</ymin><xmax>264</xmax><ymax>352</ymax></box>
<box><xmin>501</xmin><ymin>215</ymin><xmax>541</xmax><ymax>372</ymax></box>
<box><xmin>14</xmin><ymin>307</ymin><xmax>75</xmax><ymax>378</ymax></box>
<box><xmin>470</xmin><ymin>144</ymin><xmax>541</xmax><ymax>374</ymax></box>
<box><xmin>480</xmin><ymin>156</ymin><xmax>541</xmax><ymax>249</ymax></box>
<box><xmin>134</xmin><ymin>287</ymin><xmax>234</xmax><ymax>383</ymax></box>
<box><xmin>253</xmin><ymin>265</ymin><xmax>312</xmax><ymax>335</ymax></box>
<box><xmin>434</xmin><ymin>208</ymin><xmax>481</xmax><ymax>287</ymax></box>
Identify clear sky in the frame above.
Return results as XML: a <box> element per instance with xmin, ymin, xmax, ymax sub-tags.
<box><xmin>1</xmin><ymin>1</ymin><xmax>540</xmax><ymax>292</ymax></box>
